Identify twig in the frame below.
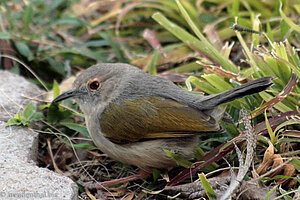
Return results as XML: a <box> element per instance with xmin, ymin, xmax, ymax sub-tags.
<box><xmin>294</xmin><ymin>186</ymin><xmax>300</xmax><ymax>200</ymax></box>
<box><xmin>220</xmin><ymin>109</ymin><xmax>256</xmax><ymax>200</ymax></box>
<box><xmin>0</xmin><ymin>54</ymin><xmax>49</xmax><ymax>91</ymax></box>
<box><xmin>205</xmin><ymin>167</ymin><xmax>240</xmax><ymax>177</ymax></box>
<box><xmin>46</xmin><ymin>138</ymin><xmax>66</xmax><ymax>175</ymax></box>
<box><xmin>274</xmin><ymin>188</ymin><xmax>298</xmax><ymax>200</ymax></box>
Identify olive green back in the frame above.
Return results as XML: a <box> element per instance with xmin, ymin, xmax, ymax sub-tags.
<box><xmin>100</xmin><ymin>96</ymin><xmax>221</xmax><ymax>143</ymax></box>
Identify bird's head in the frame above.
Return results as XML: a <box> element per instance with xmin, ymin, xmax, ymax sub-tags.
<box><xmin>52</xmin><ymin>63</ymin><xmax>137</xmax><ymax>114</ymax></box>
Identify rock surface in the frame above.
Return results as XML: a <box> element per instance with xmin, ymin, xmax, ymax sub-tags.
<box><xmin>0</xmin><ymin>70</ymin><xmax>78</xmax><ymax>200</ymax></box>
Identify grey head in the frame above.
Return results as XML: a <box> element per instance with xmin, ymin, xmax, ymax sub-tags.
<box><xmin>52</xmin><ymin>64</ymin><xmax>143</xmax><ymax>112</ymax></box>
<box><xmin>72</xmin><ymin>63</ymin><xmax>139</xmax><ymax>103</ymax></box>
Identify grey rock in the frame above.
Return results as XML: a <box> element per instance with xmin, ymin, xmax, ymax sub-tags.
<box><xmin>0</xmin><ymin>70</ymin><xmax>78</xmax><ymax>200</ymax></box>
<box><xmin>0</xmin><ymin>70</ymin><xmax>41</xmax><ymax>122</ymax></box>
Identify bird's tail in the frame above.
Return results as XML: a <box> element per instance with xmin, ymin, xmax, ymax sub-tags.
<box><xmin>200</xmin><ymin>77</ymin><xmax>274</xmax><ymax>110</ymax></box>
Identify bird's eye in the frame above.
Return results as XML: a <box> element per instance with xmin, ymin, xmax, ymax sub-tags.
<box><xmin>88</xmin><ymin>79</ymin><xmax>101</xmax><ymax>90</ymax></box>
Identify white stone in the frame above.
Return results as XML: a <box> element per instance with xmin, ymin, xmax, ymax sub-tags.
<box><xmin>0</xmin><ymin>70</ymin><xmax>78</xmax><ymax>200</ymax></box>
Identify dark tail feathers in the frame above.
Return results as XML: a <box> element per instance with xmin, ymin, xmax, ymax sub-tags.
<box><xmin>200</xmin><ymin>77</ymin><xmax>275</xmax><ymax>110</ymax></box>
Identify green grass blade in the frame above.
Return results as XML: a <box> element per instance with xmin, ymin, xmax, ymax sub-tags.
<box><xmin>231</xmin><ymin>0</ymin><xmax>240</xmax><ymax>17</ymax></box>
<box><xmin>265</xmin><ymin>111</ymin><xmax>276</xmax><ymax>145</ymax></box>
<box><xmin>198</xmin><ymin>173</ymin><xmax>216</xmax><ymax>200</ymax></box>
<box><xmin>252</xmin><ymin>13</ymin><xmax>261</xmax><ymax>47</ymax></box>
<box><xmin>52</xmin><ymin>80</ymin><xmax>60</xmax><ymax>98</ymax></box>
<box><xmin>23</xmin><ymin>2</ymin><xmax>33</xmax><ymax>34</ymax></box>
<box><xmin>168</xmin><ymin>62</ymin><xmax>202</xmax><ymax>73</ymax></box>
<box><xmin>164</xmin><ymin>150</ymin><xmax>192</xmax><ymax>168</ymax></box>
<box><xmin>60</xmin><ymin>122</ymin><xmax>90</xmax><ymax>138</ymax></box>
<box><xmin>148</xmin><ymin>49</ymin><xmax>159</xmax><ymax>75</ymax></box>
<box><xmin>175</xmin><ymin>0</ymin><xmax>206</xmax><ymax>41</ymax></box>
<box><xmin>152</xmin><ymin>12</ymin><xmax>237</xmax><ymax>72</ymax></box>
<box><xmin>264</xmin><ymin>185</ymin><xmax>277</xmax><ymax>200</ymax></box>
<box><xmin>279</xmin><ymin>1</ymin><xmax>300</xmax><ymax>33</ymax></box>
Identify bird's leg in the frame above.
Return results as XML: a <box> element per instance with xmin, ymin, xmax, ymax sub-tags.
<box><xmin>82</xmin><ymin>170</ymin><xmax>151</xmax><ymax>189</ymax></box>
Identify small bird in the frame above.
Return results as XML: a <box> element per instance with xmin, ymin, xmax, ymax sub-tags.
<box><xmin>52</xmin><ymin>63</ymin><xmax>273</xmax><ymax>185</ymax></box>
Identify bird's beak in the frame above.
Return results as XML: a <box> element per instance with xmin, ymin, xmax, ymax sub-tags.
<box><xmin>51</xmin><ymin>89</ymin><xmax>81</xmax><ymax>104</ymax></box>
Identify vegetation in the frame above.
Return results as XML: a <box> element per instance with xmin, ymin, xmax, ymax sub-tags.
<box><xmin>2</xmin><ymin>0</ymin><xmax>300</xmax><ymax>199</ymax></box>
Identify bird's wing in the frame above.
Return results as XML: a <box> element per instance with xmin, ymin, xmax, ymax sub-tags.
<box><xmin>99</xmin><ymin>96</ymin><xmax>222</xmax><ymax>144</ymax></box>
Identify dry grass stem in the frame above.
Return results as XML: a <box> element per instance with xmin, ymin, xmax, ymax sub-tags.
<box><xmin>220</xmin><ymin>109</ymin><xmax>256</xmax><ymax>200</ymax></box>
